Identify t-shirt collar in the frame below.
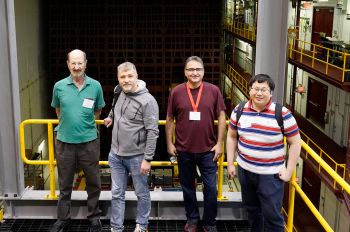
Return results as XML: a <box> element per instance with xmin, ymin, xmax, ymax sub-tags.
<box><xmin>248</xmin><ymin>98</ymin><xmax>272</xmax><ymax>112</ymax></box>
<box><xmin>67</xmin><ymin>74</ymin><xmax>91</xmax><ymax>86</ymax></box>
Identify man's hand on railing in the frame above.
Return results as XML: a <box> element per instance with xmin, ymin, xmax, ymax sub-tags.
<box><xmin>278</xmin><ymin>167</ymin><xmax>293</xmax><ymax>182</ymax></box>
<box><xmin>211</xmin><ymin>142</ymin><xmax>223</xmax><ymax>161</ymax></box>
<box><xmin>227</xmin><ymin>164</ymin><xmax>236</xmax><ymax>179</ymax></box>
<box><xmin>167</xmin><ymin>143</ymin><xmax>177</xmax><ymax>157</ymax></box>
<box><xmin>103</xmin><ymin>117</ymin><xmax>113</xmax><ymax>128</ymax></box>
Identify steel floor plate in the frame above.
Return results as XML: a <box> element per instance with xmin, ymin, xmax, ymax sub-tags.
<box><xmin>0</xmin><ymin>219</ymin><xmax>250</xmax><ymax>232</ymax></box>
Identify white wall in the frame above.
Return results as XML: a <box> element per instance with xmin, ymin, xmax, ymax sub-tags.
<box><xmin>290</xmin><ymin>0</ymin><xmax>350</xmax><ymax>44</ymax></box>
<box><xmin>234</xmin><ymin>38</ymin><xmax>253</xmax><ymax>75</ymax></box>
<box><xmin>15</xmin><ymin>0</ymin><xmax>49</xmax><ymax>155</ymax></box>
<box><xmin>15</xmin><ymin>0</ymin><xmax>50</xmax><ymax>190</ymax></box>
<box><xmin>319</xmin><ymin>182</ymin><xmax>350</xmax><ymax>232</ymax></box>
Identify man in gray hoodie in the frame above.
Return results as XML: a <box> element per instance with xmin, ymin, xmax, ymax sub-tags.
<box><xmin>104</xmin><ymin>62</ymin><xmax>159</xmax><ymax>232</ymax></box>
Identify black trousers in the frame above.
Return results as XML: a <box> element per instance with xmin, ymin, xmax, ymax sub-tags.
<box><xmin>55</xmin><ymin>139</ymin><xmax>101</xmax><ymax>221</ymax></box>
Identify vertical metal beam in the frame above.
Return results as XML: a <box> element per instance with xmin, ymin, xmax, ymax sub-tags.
<box><xmin>346</xmin><ymin>115</ymin><xmax>350</xmax><ymax>185</ymax></box>
<box><xmin>254</xmin><ymin>0</ymin><xmax>289</xmax><ymax>103</ymax></box>
<box><xmin>0</xmin><ymin>0</ymin><xmax>23</xmax><ymax>198</ymax></box>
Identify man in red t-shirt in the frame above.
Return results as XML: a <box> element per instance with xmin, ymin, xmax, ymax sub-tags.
<box><xmin>165</xmin><ymin>56</ymin><xmax>226</xmax><ymax>232</ymax></box>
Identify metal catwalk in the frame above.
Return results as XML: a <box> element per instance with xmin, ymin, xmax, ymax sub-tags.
<box><xmin>0</xmin><ymin>219</ymin><xmax>250</xmax><ymax>232</ymax></box>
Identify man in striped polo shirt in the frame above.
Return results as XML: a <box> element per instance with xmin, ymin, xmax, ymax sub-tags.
<box><xmin>226</xmin><ymin>74</ymin><xmax>301</xmax><ymax>232</ymax></box>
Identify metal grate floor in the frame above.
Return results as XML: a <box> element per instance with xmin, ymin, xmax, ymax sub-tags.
<box><xmin>0</xmin><ymin>219</ymin><xmax>250</xmax><ymax>232</ymax></box>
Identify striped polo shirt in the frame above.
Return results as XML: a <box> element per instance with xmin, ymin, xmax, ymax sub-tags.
<box><xmin>229</xmin><ymin>99</ymin><xmax>299</xmax><ymax>174</ymax></box>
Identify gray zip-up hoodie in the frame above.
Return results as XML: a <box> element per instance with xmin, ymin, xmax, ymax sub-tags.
<box><xmin>110</xmin><ymin>80</ymin><xmax>159</xmax><ymax>160</ymax></box>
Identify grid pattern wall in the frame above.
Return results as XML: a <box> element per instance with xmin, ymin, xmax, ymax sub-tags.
<box><xmin>48</xmin><ymin>0</ymin><xmax>222</xmax><ymax>158</ymax></box>
<box><xmin>48</xmin><ymin>0</ymin><xmax>222</xmax><ymax>117</ymax></box>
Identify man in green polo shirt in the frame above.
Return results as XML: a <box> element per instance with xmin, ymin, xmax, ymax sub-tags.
<box><xmin>50</xmin><ymin>49</ymin><xmax>105</xmax><ymax>232</ymax></box>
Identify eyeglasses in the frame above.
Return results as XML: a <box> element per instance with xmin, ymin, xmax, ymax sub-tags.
<box><xmin>250</xmin><ymin>87</ymin><xmax>270</xmax><ymax>93</ymax></box>
<box><xmin>185</xmin><ymin>68</ymin><xmax>204</xmax><ymax>72</ymax></box>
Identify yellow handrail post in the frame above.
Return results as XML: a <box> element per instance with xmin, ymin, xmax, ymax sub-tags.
<box><xmin>217</xmin><ymin>143</ymin><xmax>227</xmax><ymax>200</ymax></box>
<box><xmin>286</xmin><ymin>171</ymin><xmax>296</xmax><ymax>232</ymax></box>
<box><xmin>342</xmin><ymin>54</ymin><xmax>347</xmax><ymax>82</ymax></box>
<box><xmin>325</xmin><ymin>49</ymin><xmax>330</xmax><ymax>74</ymax></box>
<box><xmin>292</xmin><ymin>181</ymin><xmax>334</xmax><ymax>231</ymax></box>
<box><xmin>47</xmin><ymin>122</ymin><xmax>58</xmax><ymax>199</ymax></box>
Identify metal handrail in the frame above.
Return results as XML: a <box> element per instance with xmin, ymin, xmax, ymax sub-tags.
<box><xmin>286</xmin><ymin>140</ymin><xmax>350</xmax><ymax>232</ymax></box>
<box><xmin>224</xmin><ymin>21</ymin><xmax>256</xmax><ymax>41</ymax></box>
<box><xmin>299</xmin><ymin>130</ymin><xmax>346</xmax><ymax>189</ymax></box>
<box><xmin>19</xmin><ymin>119</ymin><xmax>350</xmax><ymax>231</ymax></box>
<box><xmin>288</xmin><ymin>37</ymin><xmax>350</xmax><ymax>82</ymax></box>
<box><xmin>223</xmin><ymin>64</ymin><xmax>250</xmax><ymax>97</ymax></box>
<box><xmin>19</xmin><ymin>119</ymin><xmax>224</xmax><ymax>199</ymax></box>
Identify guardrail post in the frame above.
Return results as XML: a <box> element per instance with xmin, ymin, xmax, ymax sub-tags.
<box><xmin>286</xmin><ymin>171</ymin><xmax>296</xmax><ymax>232</ymax></box>
<box><xmin>217</xmin><ymin>143</ymin><xmax>227</xmax><ymax>200</ymax></box>
<box><xmin>47</xmin><ymin>123</ymin><xmax>58</xmax><ymax>199</ymax></box>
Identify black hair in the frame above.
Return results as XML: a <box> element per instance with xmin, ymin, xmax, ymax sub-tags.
<box><xmin>248</xmin><ymin>74</ymin><xmax>275</xmax><ymax>91</ymax></box>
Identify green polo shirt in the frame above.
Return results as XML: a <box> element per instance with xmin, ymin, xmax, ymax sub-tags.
<box><xmin>51</xmin><ymin>75</ymin><xmax>105</xmax><ymax>143</ymax></box>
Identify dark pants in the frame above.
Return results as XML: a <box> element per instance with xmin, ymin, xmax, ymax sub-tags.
<box><xmin>177</xmin><ymin>151</ymin><xmax>217</xmax><ymax>227</ymax></box>
<box><xmin>55</xmin><ymin>139</ymin><xmax>101</xmax><ymax>221</ymax></box>
<box><xmin>237</xmin><ymin>166</ymin><xmax>284</xmax><ymax>232</ymax></box>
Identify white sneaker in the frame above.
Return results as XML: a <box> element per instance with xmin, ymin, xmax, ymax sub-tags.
<box><xmin>133</xmin><ymin>223</ymin><xmax>147</xmax><ymax>232</ymax></box>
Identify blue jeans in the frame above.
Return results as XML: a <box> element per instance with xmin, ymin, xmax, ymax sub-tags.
<box><xmin>109</xmin><ymin>152</ymin><xmax>150</xmax><ymax>231</ymax></box>
<box><xmin>237</xmin><ymin>166</ymin><xmax>284</xmax><ymax>232</ymax></box>
<box><xmin>177</xmin><ymin>151</ymin><xmax>217</xmax><ymax>227</ymax></box>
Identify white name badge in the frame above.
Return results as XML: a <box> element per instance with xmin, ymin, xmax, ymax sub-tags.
<box><xmin>82</xmin><ymin>98</ymin><xmax>95</xmax><ymax>109</ymax></box>
<box><xmin>189</xmin><ymin>111</ymin><xmax>201</xmax><ymax>121</ymax></box>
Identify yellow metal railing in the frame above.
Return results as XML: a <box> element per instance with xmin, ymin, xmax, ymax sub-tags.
<box><xmin>19</xmin><ymin>119</ymin><xmax>350</xmax><ymax>231</ymax></box>
<box><xmin>223</xmin><ymin>64</ymin><xmax>250</xmax><ymax>97</ymax></box>
<box><xmin>286</xmin><ymin>140</ymin><xmax>350</xmax><ymax>232</ymax></box>
<box><xmin>224</xmin><ymin>21</ymin><xmax>256</xmax><ymax>41</ymax></box>
<box><xmin>299</xmin><ymin>130</ymin><xmax>346</xmax><ymax>190</ymax></box>
<box><xmin>288</xmin><ymin>37</ymin><xmax>350</xmax><ymax>82</ymax></box>
<box><xmin>19</xmin><ymin>119</ymin><xmax>226</xmax><ymax>199</ymax></box>
<box><xmin>0</xmin><ymin>200</ymin><xmax>4</xmax><ymax>221</ymax></box>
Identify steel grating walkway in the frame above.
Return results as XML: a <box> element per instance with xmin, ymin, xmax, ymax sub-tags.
<box><xmin>0</xmin><ymin>219</ymin><xmax>250</xmax><ymax>232</ymax></box>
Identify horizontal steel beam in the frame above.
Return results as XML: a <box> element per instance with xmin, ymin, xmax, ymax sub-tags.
<box><xmin>3</xmin><ymin>190</ymin><xmax>246</xmax><ymax>220</ymax></box>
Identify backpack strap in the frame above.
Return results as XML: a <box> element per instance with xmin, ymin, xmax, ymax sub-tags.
<box><xmin>107</xmin><ymin>85</ymin><xmax>122</xmax><ymax>119</ymax></box>
<box><xmin>236</xmin><ymin>101</ymin><xmax>284</xmax><ymax>136</ymax></box>
<box><xmin>275</xmin><ymin>102</ymin><xmax>284</xmax><ymax>135</ymax></box>
<box><xmin>236</xmin><ymin>101</ymin><xmax>247</xmax><ymax>125</ymax></box>
<box><xmin>235</xmin><ymin>101</ymin><xmax>247</xmax><ymax>140</ymax></box>
<box><xmin>111</xmin><ymin>85</ymin><xmax>122</xmax><ymax>110</ymax></box>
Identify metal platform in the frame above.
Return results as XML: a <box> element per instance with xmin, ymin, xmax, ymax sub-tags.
<box><xmin>2</xmin><ymin>190</ymin><xmax>246</xmax><ymax>221</ymax></box>
<box><xmin>0</xmin><ymin>219</ymin><xmax>251</xmax><ymax>232</ymax></box>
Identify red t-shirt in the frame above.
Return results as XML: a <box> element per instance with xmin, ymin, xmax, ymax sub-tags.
<box><xmin>167</xmin><ymin>82</ymin><xmax>226</xmax><ymax>153</ymax></box>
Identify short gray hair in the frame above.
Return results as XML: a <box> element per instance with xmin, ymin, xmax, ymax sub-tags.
<box><xmin>117</xmin><ymin>62</ymin><xmax>137</xmax><ymax>73</ymax></box>
<box><xmin>185</xmin><ymin>56</ymin><xmax>204</xmax><ymax>69</ymax></box>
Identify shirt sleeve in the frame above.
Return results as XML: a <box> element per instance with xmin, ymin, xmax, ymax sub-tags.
<box><xmin>229</xmin><ymin>105</ymin><xmax>239</xmax><ymax>130</ymax></box>
<box><xmin>51</xmin><ymin>84</ymin><xmax>59</xmax><ymax>108</ymax></box>
<box><xmin>166</xmin><ymin>89</ymin><xmax>175</xmax><ymax>118</ymax></box>
<box><xmin>143</xmin><ymin>97</ymin><xmax>160</xmax><ymax>159</ymax></box>
<box><xmin>95</xmin><ymin>83</ymin><xmax>106</xmax><ymax>110</ymax></box>
<box><xmin>215</xmin><ymin>86</ymin><xmax>226</xmax><ymax>115</ymax></box>
<box><xmin>282</xmin><ymin>107</ymin><xmax>299</xmax><ymax>137</ymax></box>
